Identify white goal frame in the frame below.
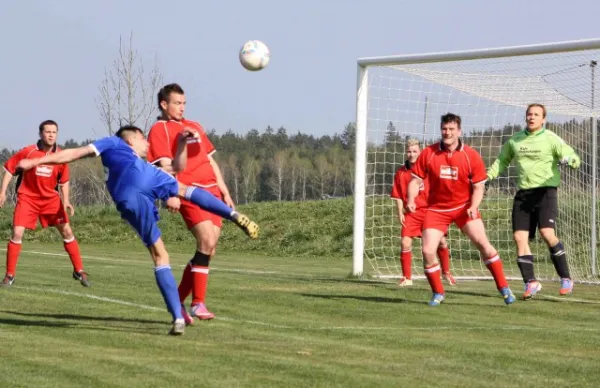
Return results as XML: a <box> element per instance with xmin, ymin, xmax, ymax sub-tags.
<box><xmin>352</xmin><ymin>38</ymin><xmax>600</xmax><ymax>278</ymax></box>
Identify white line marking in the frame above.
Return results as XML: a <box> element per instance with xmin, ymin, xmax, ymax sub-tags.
<box><xmin>9</xmin><ymin>286</ymin><xmax>600</xmax><ymax>333</ymax></box>
<box><xmin>15</xmin><ymin>286</ymin><xmax>164</xmax><ymax>311</ymax></box>
<box><xmin>0</xmin><ymin>249</ymin><xmax>133</xmax><ymax>264</ymax></box>
<box><xmin>12</xmin><ymin>286</ymin><xmax>295</xmax><ymax>329</ymax></box>
<box><xmin>2</xmin><ymin>249</ymin><xmax>281</xmax><ymax>275</ymax></box>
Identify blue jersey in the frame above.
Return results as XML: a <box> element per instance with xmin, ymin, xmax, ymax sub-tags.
<box><xmin>90</xmin><ymin>136</ymin><xmax>178</xmax><ymax>204</ymax></box>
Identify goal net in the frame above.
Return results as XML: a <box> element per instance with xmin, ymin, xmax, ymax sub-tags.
<box><xmin>352</xmin><ymin>39</ymin><xmax>600</xmax><ymax>283</ymax></box>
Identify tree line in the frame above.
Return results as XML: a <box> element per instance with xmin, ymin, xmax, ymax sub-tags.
<box><xmin>0</xmin><ymin>122</ymin><xmax>358</xmax><ymax>205</ymax></box>
<box><xmin>1</xmin><ymin>115</ymin><xmax>597</xmax><ymax>207</ymax></box>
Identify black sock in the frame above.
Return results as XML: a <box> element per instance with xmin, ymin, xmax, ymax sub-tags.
<box><xmin>517</xmin><ymin>255</ymin><xmax>536</xmax><ymax>283</ymax></box>
<box><xmin>191</xmin><ymin>251</ymin><xmax>211</xmax><ymax>267</ymax></box>
<box><xmin>550</xmin><ymin>241</ymin><xmax>570</xmax><ymax>279</ymax></box>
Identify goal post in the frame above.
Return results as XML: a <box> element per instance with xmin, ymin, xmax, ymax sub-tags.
<box><xmin>353</xmin><ymin>38</ymin><xmax>600</xmax><ymax>282</ymax></box>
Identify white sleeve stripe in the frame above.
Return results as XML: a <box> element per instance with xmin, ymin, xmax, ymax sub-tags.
<box><xmin>411</xmin><ymin>173</ymin><xmax>423</xmax><ymax>180</ymax></box>
<box><xmin>148</xmin><ymin>156</ymin><xmax>172</xmax><ymax>165</ymax></box>
<box><xmin>208</xmin><ymin>149</ymin><xmax>216</xmax><ymax>156</ymax></box>
<box><xmin>3</xmin><ymin>166</ymin><xmax>13</xmax><ymax>176</ymax></box>
<box><xmin>89</xmin><ymin>144</ymin><xmax>101</xmax><ymax>156</ymax></box>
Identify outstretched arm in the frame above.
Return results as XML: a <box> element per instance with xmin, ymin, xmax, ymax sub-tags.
<box><xmin>554</xmin><ymin>136</ymin><xmax>581</xmax><ymax>168</ymax></box>
<box><xmin>16</xmin><ymin>145</ymin><xmax>96</xmax><ymax>171</ymax></box>
<box><xmin>487</xmin><ymin>141</ymin><xmax>514</xmax><ymax>180</ymax></box>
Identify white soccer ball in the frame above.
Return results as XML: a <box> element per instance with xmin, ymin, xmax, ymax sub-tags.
<box><xmin>239</xmin><ymin>40</ymin><xmax>270</xmax><ymax>71</ymax></box>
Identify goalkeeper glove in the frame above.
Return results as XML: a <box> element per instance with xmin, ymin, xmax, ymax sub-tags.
<box><xmin>559</xmin><ymin>155</ymin><xmax>581</xmax><ymax>169</ymax></box>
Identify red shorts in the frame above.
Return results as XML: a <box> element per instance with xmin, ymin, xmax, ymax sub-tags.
<box><xmin>13</xmin><ymin>196</ymin><xmax>69</xmax><ymax>230</ymax></box>
<box><xmin>422</xmin><ymin>205</ymin><xmax>480</xmax><ymax>234</ymax></box>
<box><xmin>179</xmin><ymin>185</ymin><xmax>223</xmax><ymax>229</ymax></box>
<box><xmin>401</xmin><ymin>208</ymin><xmax>426</xmax><ymax>238</ymax></box>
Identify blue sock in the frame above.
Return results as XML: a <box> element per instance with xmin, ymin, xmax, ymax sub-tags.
<box><xmin>184</xmin><ymin>187</ymin><xmax>234</xmax><ymax>220</ymax></box>
<box><xmin>154</xmin><ymin>265</ymin><xmax>183</xmax><ymax>321</ymax></box>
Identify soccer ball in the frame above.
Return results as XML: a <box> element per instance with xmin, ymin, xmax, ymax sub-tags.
<box><xmin>239</xmin><ymin>40</ymin><xmax>270</xmax><ymax>71</ymax></box>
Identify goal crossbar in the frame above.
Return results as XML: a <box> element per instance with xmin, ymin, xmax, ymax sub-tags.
<box><xmin>358</xmin><ymin>38</ymin><xmax>600</xmax><ymax>67</ymax></box>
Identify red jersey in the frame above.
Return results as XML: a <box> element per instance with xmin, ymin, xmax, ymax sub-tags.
<box><xmin>3</xmin><ymin>142</ymin><xmax>69</xmax><ymax>200</ymax></box>
<box><xmin>147</xmin><ymin>119</ymin><xmax>217</xmax><ymax>188</ymax></box>
<box><xmin>411</xmin><ymin>141</ymin><xmax>487</xmax><ymax>211</ymax></box>
<box><xmin>390</xmin><ymin>161</ymin><xmax>428</xmax><ymax>209</ymax></box>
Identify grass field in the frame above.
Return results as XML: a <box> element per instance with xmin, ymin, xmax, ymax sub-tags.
<box><xmin>2</xmin><ymin>243</ymin><xmax>600</xmax><ymax>387</ymax></box>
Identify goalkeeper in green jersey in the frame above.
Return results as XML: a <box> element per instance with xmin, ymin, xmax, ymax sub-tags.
<box><xmin>487</xmin><ymin>103</ymin><xmax>581</xmax><ymax>300</ymax></box>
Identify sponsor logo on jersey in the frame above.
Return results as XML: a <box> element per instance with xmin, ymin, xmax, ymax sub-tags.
<box><xmin>440</xmin><ymin>165</ymin><xmax>458</xmax><ymax>180</ymax></box>
<box><xmin>518</xmin><ymin>145</ymin><xmax>542</xmax><ymax>155</ymax></box>
<box><xmin>35</xmin><ymin>165</ymin><xmax>53</xmax><ymax>177</ymax></box>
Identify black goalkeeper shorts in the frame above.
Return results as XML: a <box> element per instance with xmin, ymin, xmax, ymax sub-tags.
<box><xmin>512</xmin><ymin>187</ymin><xmax>558</xmax><ymax>238</ymax></box>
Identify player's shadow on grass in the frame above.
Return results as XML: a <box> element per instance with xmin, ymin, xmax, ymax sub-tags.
<box><xmin>0</xmin><ymin>317</ymin><xmax>72</xmax><ymax>328</ymax></box>
<box><xmin>441</xmin><ymin>289</ymin><xmax>503</xmax><ymax>299</ymax></box>
<box><xmin>298</xmin><ymin>293</ymin><xmax>420</xmax><ymax>305</ymax></box>
<box><xmin>0</xmin><ymin>310</ymin><xmax>165</xmax><ymax>325</ymax></box>
<box><xmin>299</xmin><ymin>292</ymin><xmax>512</xmax><ymax>308</ymax></box>
<box><xmin>274</xmin><ymin>276</ymin><xmax>395</xmax><ymax>288</ymax></box>
<box><xmin>0</xmin><ymin>310</ymin><xmax>171</xmax><ymax>335</ymax></box>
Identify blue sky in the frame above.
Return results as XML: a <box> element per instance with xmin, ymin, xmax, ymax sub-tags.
<box><xmin>1</xmin><ymin>0</ymin><xmax>599</xmax><ymax>148</ymax></box>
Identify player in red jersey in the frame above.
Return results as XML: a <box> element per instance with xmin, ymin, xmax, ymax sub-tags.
<box><xmin>147</xmin><ymin>83</ymin><xmax>235</xmax><ymax>323</ymax></box>
<box><xmin>406</xmin><ymin>113</ymin><xmax>515</xmax><ymax>306</ymax></box>
<box><xmin>0</xmin><ymin>120</ymin><xmax>89</xmax><ymax>287</ymax></box>
<box><xmin>391</xmin><ymin>138</ymin><xmax>455</xmax><ymax>287</ymax></box>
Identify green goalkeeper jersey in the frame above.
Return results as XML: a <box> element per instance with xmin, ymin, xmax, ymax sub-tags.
<box><xmin>487</xmin><ymin>128</ymin><xmax>579</xmax><ymax>190</ymax></box>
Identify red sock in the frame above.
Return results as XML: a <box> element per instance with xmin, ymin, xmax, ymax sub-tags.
<box><xmin>400</xmin><ymin>250</ymin><xmax>412</xmax><ymax>279</ymax></box>
<box><xmin>191</xmin><ymin>265</ymin><xmax>209</xmax><ymax>305</ymax></box>
<box><xmin>63</xmin><ymin>238</ymin><xmax>84</xmax><ymax>273</ymax></box>
<box><xmin>484</xmin><ymin>253</ymin><xmax>508</xmax><ymax>290</ymax></box>
<box><xmin>437</xmin><ymin>247</ymin><xmax>451</xmax><ymax>274</ymax></box>
<box><xmin>6</xmin><ymin>240</ymin><xmax>22</xmax><ymax>277</ymax></box>
<box><xmin>178</xmin><ymin>262</ymin><xmax>193</xmax><ymax>303</ymax></box>
<box><xmin>424</xmin><ymin>263</ymin><xmax>444</xmax><ymax>294</ymax></box>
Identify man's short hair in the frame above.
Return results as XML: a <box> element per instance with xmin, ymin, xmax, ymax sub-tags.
<box><xmin>157</xmin><ymin>83</ymin><xmax>185</xmax><ymax>110</ymax></box>
<box><xmin>440</xmin><ymin>113</ymin><xmax>462</xmax><ymax>128</ymax></box>
<box><xmin>406</xmin><ymin>138</ymin><xmax>420</xmax><ymax>148</ymax></box>
<box><xmin>526</xmin><ymin>103</ymin><xmax>547</xmax><ymax>118</ymax></box>
<box><xmin>116</xmin><ymin>125</ymin><xmax>143</xmax><ymax>139</ymax></box>
<box><xmin>39</xmin><ymin>120</ymin><xmax>58</xmax><ymax>133</ymax></box>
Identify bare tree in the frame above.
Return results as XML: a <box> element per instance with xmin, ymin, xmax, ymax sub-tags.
<box><xmin>344</xmin><ymin>154</ymin><xmax>355</xmax><ymax>195</ymax></box>
<box><xmin>288</xmin><ymin>151</ymin><xmax>300</xmax><ymax>201</ymax></box>
<box><xmin>298</xmin><ymin>158</ymin><xmax>313</xmax><ymax>201</ymax></box>
<box><xmin>97</xmin><ymin>32</ymin><xmax>163</xmax><ymax>135</ymax></box>
<box><xmin>241</xmin><ymin>156</ymin><xmax>261</xmax><ymax>203</ymax></box>
<box><xmin>69</xmin><ymin>33</ymin><xmax>165</xmax><ymax>209</ymax></box>
<box><xmin>268</xmin><ymin>150</ymin><xmax>287</xmax><ymax>201</ymax></box>
<box><xmin>313</xmin><ymin>154</ymin><xmax>330</xmax><ymax>199</ymax></box>
<box><xmin>327</xmin><ymin>146</ymin><xmax>342</xmax><ymax>196</ymax></box>
<box><xmin>227</xmin><ymin>154</ymin><xmax>241</xmax><ymax>204</ymax></box>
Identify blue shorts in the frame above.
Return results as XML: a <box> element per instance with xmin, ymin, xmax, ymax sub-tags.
<box><xmin>113</xmin><ymin>167</ymin><xmax>179</xmax><ymax>247</ymax></box>
<box><xmin>117</xmin><ymin>194</ymin><xmax>162</xmax><ymax>247</ymax></box>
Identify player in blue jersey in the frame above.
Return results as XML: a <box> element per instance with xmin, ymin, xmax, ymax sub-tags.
<box><xmin>16</xmin><ymin>125</ymin><xmax>259</xmax><ymax>335</ymax></box>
